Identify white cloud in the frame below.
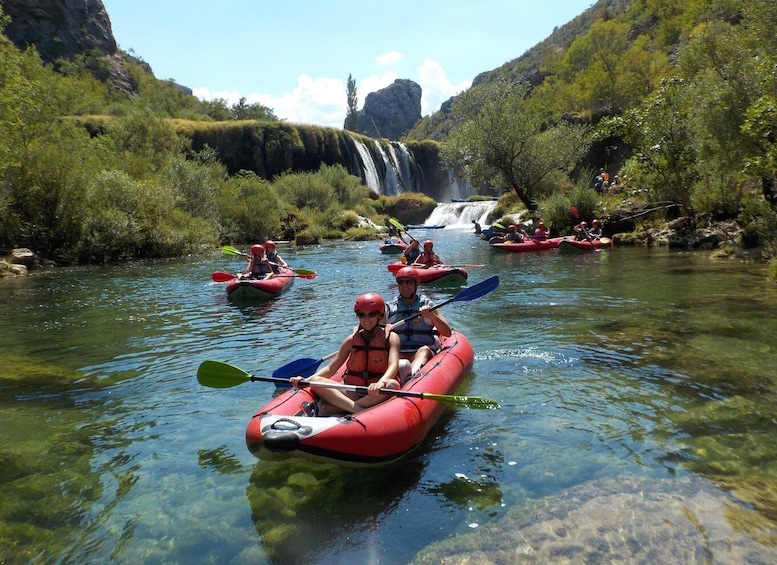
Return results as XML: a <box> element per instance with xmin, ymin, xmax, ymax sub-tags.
<box><xmin>193</xmin><ymin>61</ymin><xmax>471</xmax><ymax>128</ymax></box>
<box><xmin>376</xmin><ymin>51</ymin><xmax>403</xmax><ymax>66</ymax></box>
<box><xmin>417</xmin><ymin>59</ymin><xmax>471</xmax><ymax>116</ymax></box>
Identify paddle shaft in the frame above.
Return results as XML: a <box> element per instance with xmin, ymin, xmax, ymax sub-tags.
<box><xmin>250</xmin><ymin>374</ymin><xmax>495</xmax><ymax>407</ymax></box>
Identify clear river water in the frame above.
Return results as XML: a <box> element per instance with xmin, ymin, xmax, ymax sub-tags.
<box><xmin>3</xmin><ymin>211</ymin><xmax>777</xmax><ymax>564</ymax></box>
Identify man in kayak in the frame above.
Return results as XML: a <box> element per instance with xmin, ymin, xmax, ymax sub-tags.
<box><xmin>291</xmin><ymin>293</ymin><xmax>401</xmax><ymax>415</ymax></box>
<box><xmin>412</xmin><ymin>240</ymin><xmax>442</xmax><ymax>268</ymax></box>
<box><xmin>574</xmin><ymin>221</ymin><xmax>591</xmax><ymax>241</ymax></box>
<box><xmin>264</xmin><ymin>240</ymin><xmax>287</xmax><ymax>274</ymax></box>
<box><xmin>588</xmin><ymin>219</ymin><xmax>603</xmax><ymax>239</ymax></box>
<box><xmin>402</xmin><ymin>237</ymin><xmax>421</xmax><ymax>264</ymax></box>
<box><xmin>387</xmin><ymin>267</ymin><xmax>452</xmax><ymax>378</ymax></box>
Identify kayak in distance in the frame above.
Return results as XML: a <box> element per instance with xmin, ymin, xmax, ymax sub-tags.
<box><xmin>225</xmin><ymin>268</ymin><xmax>296</xmax><ymax>300</ymax></box>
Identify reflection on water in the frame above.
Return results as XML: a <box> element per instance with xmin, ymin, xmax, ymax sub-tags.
<box><xmin>2</xmin><ymin>237</ymin><xmax>777</xmax><ymax>562</ymax></box>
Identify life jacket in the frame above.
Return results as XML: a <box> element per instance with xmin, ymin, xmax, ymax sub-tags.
<box><xmin>249</xmin><ymin>257</ymin><xmax>272</xmax><ymax>277</ymax></box>
<box><xmin>404</xmin><ymin>247</ymin><xmax>421</xmax><ymax>263</ymax></box>
<box><xmin>345</xmin><ymin>326</ymin><xmax>395</xmax><ymax>386</ymax></box>
<box><xmin>266</xmin><ymin>251</ymin><xmax>281</xmax><ymax>274</ymax></box>
<box><xmin>416</xmin><ymin>251</ymin><xmax>439</xmax><ymax>266</ymax></box>
<box><xmin>387</xmin><ymin>295</ymin><xmax>437</xmax><ymax>351</ymax></box>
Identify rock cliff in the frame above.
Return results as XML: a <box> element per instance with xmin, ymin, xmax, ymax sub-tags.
<box><xmin>2</xmin><ymin>0</ymin><xmax>116</xmax><ymax>61</ymax></box>
<box><xmin>351</xmin><ymin>79</ymin><xmax>422</xmax><ymax>140</ymax></box>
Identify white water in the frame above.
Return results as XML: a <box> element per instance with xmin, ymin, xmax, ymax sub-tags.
<box><xmin>353</xmin><ymin>139</ymin><xmax>382</xmax><ymax>192</ymax></box>
<box><xmin>422</xmin><ymin>201</ymin><xmax>497</xmax><ymax>227</ymax></box>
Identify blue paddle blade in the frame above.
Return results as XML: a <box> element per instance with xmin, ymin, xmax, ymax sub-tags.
<box><xmin>272</xmin><ymin>357</ymin><xmax>322</xmax><ymax>379</ymax></box>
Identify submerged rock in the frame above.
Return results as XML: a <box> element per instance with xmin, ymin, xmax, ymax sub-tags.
<box><xmin>414</xmin><ymin>475</ymin><xmax>777</xmax><ymax>564</ymax></box>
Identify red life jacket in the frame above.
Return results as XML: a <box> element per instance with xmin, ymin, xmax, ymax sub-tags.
<box><xmin>345</xmin><ymin>326</ymin><xmax>395</xmax><ymax>386</ymax></box>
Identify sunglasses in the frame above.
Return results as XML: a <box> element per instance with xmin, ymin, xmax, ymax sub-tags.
<box><xmin>356</xmin><ymin>311</ymin><xmax>380</xmax><ymax>319</ymax></box>
<box><xmin>397</xmin><ymin>279</ymin><xmax>416</xmax><ymax>285</ymax></box>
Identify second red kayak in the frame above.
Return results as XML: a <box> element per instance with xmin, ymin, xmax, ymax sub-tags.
<box><xmin>558</xmin><ymin>237</ymin><xmax>613</xmax><ymax>253</ymax></box>
<box><xmin>490</xmin><ymin>237</ymin><xmax>566</xmax><ymax>252</ymax></box>
<box><xmin>225</xmin><ymin>267</ymin><xmax>295</xmax><ymax>300</ymax></box>
<box><xmin>387</xmin><ymin>262</ymin><xmax>468</xmax><ymax>285</ymax></box>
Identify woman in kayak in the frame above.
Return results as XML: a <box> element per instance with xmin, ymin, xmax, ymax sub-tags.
<box><xmin>290</xmin><ymin>293</ymin><xmax>401</xmax><ymax>415</ymax></box>
<box><xmin>242</xmin><ymin>244</ymin><xmax>274</xmax><ymax>279</ymax></box>
<box><xmin>412</xmin><ymin>240</ymin><xmax>442</xmax><ymax>268</ymax></box>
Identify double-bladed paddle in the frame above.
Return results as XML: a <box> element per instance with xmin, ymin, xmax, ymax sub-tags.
<box><xmin>270</xmin><ymin>275</ymin><xmax>500</xmax><ymax>378</ymax></box>
<box><xmin>196</xmin><ymin>360</ymin><xmax>500</xmax><ymax>410</ymax></box>
<box><xmin>211</xmin><ymin>271</ymin><xmax>317</xmax><ymax>282</ymax></box>
<box><xmin>220</xmin><ymin>246</ymin><xmax>317</xmax><ymax>278</ymax></box>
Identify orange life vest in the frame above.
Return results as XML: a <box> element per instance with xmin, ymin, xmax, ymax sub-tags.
<box><xmin>345</xmin><ymin>326</ymin><xmax>395</xmax><ymax>386</ymax></box>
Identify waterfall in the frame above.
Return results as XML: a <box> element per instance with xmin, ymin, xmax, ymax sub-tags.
<box><xmin>422</xmin><ymin>201</ymin><xmax>498</xmax><ymax>227</ymax></box>
<box><xmin>374</xmin><ymin>141</ymin><xmax>400</xmax><ymax>196</ymax></box>
<box><xmin>352</xmin><ymin>139</ymin><xmax>382</xmax><ymax>192</ymax></box>
<box><xmin>347</xmin><ymin>134</ymin><xmax>475</xmax><ymax>201</ymax></box>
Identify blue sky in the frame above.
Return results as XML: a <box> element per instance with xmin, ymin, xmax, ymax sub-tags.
<box><xmin>102</xmin><ymin>0</ymin><xmax>593</xmax><ymax>128</ymax></box>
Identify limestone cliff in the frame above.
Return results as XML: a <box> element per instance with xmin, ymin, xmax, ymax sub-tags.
<box><xmin>350</xmin><ymin>79</ymin><xmax>422</xmax><ymax>141</ymax></box>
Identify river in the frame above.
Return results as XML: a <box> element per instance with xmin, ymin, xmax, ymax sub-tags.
<box><xmin>2</xmin><ymin>210</ymin><xmax>777</xmax><ymax>563</ymax></box>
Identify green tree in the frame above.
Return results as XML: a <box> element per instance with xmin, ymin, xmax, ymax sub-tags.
<box><xmin>442</xmin><ymin>80</ymin><xmax>590</xmax><ymax>214</ymax></box>
<box><xmin>345</xmin><ymin>74</ymin><xmax>358</xmax><ymax>131</ymax></box>
<box><xmin>231</xmin><ymin>97</ymin><xmax>277</xmax><ymax>121</ymax></box>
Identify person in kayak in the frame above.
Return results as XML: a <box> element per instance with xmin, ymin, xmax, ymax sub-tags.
<box><xmin>588</xmin><ymin>219</ymin><xmax>603</xmax><ymax>239</ymax></box>
<box><xmin>242</xmin><ymin>244</ymin><xmax>274</xmax><ymax>279</ymax></box>
<box><xmin>264</xmin><ymin>240</ymin><xmax>287</xmax><ymax>273</ymax></box>
<box><xmin>290</xmin><ymin>293</ymin><xmax>401</xmax><ymax>415</ymax></box>
<box><xmin>574</xmin><ymin>221</ymin><xmax>591</xmax><ymax>241</ymax></box>
<box><xmin>403</xmin><ymin>237</ymin><xmax>421</xmax><ymax>264</ymax></box>
<box><xmin>387</xmin><ymin>267</ymin><xmax>452</xmax><ymax>378</ymax></box>
<box><xmin>412</xmin><ymin>240</ymin><xmax>442</xmax><ymax>268</ymax></box>
<box><xmin>532</xmin><ymin>221</ymin><xmax>550</xmax><ymax>240</ymax></box>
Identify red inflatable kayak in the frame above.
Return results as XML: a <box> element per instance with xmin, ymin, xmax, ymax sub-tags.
<box><xmin>490</xmin><ymin>237</ymin><xmax>566</xmax><ymax>252</ymax></box>
<box><xmin>245</xmin><ymin>331</ymin><xmax>475</xmax><ymax>466</ymax></box>
<box><xmin>558</xmin><ymin>237</ymin><xmax>613</xmax><ymax>253</ymax></box>
<box><xmin>387</xmin><ymin>262</ymin><xmax>468</xmax><ymax>285</ymax></box>
<box><xmin>225</xmin><ymin>267</ymin><xmax>295</xmax><ymax>300</ymax></box>
<box><xmin>379</xmin><ymin>239</ymin><xmax>408</xmax><ymax>254</ymax></box>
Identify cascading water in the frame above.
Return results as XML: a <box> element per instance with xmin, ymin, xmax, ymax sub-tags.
<box><xmin>347</xmin><ymin>134</ymin><xmax>473</xmax><ymax>200</ymax></box>
<box><xmin>352</xmin><ymin>139</ymin><xmax>382</xmax><ymax>192</ymax></box>
<box><xmin>421</xmin><ymin>201</ymin><xmax>498</xmax><ymax>227</ymax></box>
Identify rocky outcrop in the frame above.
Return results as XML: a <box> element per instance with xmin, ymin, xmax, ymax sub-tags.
<box><xmin>351</xmin><ymin>79</ymin><xmax>422</xmax><ymax>140</ymax></box>
<box><xmin>2</xmin><ymin>0</ymin><xmax>140</xmax><ymax>95</ymax></box>
<box><xmin>3</xmin><ymin>0</ymin><xmax>117</xmax><ymax>61</ymax></box>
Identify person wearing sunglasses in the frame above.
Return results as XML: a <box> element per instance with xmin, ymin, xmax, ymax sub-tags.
<box><xmin>290</xmin><ymin>293</ymin><xmax>401</xmax><ymax>416</ymax></box>
<box><xmin>387</xmin><ymin>267</ymin><xmax>452</xmax><ymax>379</ymax></box>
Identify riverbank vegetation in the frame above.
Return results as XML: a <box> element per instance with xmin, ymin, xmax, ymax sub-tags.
<box><xmin>2</xmin><ymin>1</ymin><xmax>777</xmax><ymax>279</ymax></box>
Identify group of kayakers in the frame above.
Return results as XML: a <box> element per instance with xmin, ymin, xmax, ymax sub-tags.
<box><xmin>401</xmin><ymin>237</ymin><xmax>443</xmax><ymax>267</ymax></box>
<box><xmin>291</xmin><ymin>265</ymin><xmax>451</xmax><ymax>417</ymax></box>
<box><xmin>485</xmin><ymin>218</ymin><xmax>604</xmax><ymax>244</ymax></box>
<box><xmin>239</xmin><ymin>240</ymin><xmax>288</xmax><ymax>279</ymax></box>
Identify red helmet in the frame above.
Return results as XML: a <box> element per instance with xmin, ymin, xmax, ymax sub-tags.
<box><xmin>508</xmin><ymin>225</ymin><xmax>516</xmax><ymax>232</ymax></box>
<box><xmin>251</xmin><ymin>244</ymin><xmax>265</xmax><ymax>256</ymax></box>
<box><xmin>592</xmin><ymin>219</ymin><xmax>600</xmax><ymax>225</ymax></box>
<box><xmin>264</xmin><ymin>240</ymin><xmax>276</xmax><ymax>250</ymax></box>
<box><xmin>354</xmin><ymin>293</ymin><xmax>385</xmax><ymax>315</ymax></box>
<box><xmin>538</xmin><ymin>222</ymin><xmax>546</xmax><ymax>228</ymax></box>
<box><xmin>423</xmin><ymin>240</ymin><xmax>434</xmax><ymax>249</ymax></box>
<box><xmin>395</xmin><ymin>266</ymin><xmax>420</xmax><ymax>284</ymax></box>
<box><xmin>580</xmin><ymin>221</ymin><xmax>588</xmax><ymax>227</ymax></box>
